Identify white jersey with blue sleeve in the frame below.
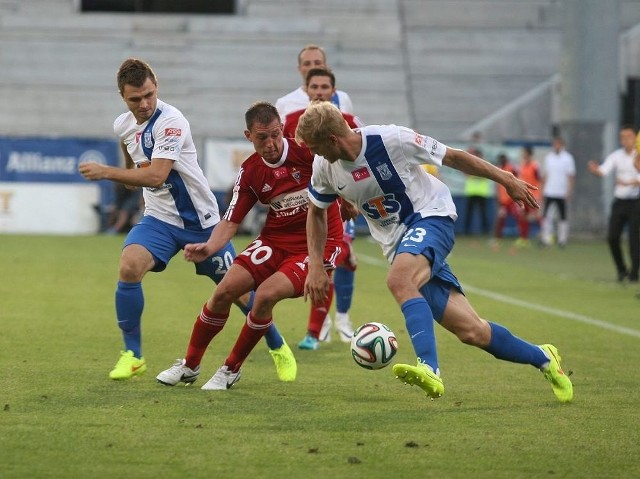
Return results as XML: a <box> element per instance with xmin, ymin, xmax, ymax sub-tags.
<box><xmin>308</xmin><ymin>124</ymin><xmax>457</xmax><ymax>261</ymax></box>
<box><xmin>113</xmin><ymin>99</ymin><xmax>220</xmax><ymax>231</ymax></box>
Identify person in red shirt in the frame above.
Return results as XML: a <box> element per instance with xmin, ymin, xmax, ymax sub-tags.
<box><xmin>493</xmin><ymin>153</ymin><xmax>527</xmax><ymax>245</ymax></box>
<box><xmin>156</xmin><ymin>102</ymin><xmax>344</xmax><ymax>390</ymax></box>
<box><xmin>284</xmin><ymin>68</ymin><xmax>363</xmax><ymax>350</ymax></box>
<box><xmin>518</xmin><ymin>145</ymin><xmax>543</xmax><ymax>243</ymax></box>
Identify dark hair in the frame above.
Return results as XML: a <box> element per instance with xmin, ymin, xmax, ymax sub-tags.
<box><xmin>245</xmin><ymin>101</ymin><xmax>281</xmax><ymax>130</ymax></box>
<box><xmin>620</xmin><ymin>124</ymin><xmax>637</xmax><ymax>133</ymax></box>
<box><xmin>523</xmin><ymin>145</ymin><xmax>533</xmax><ymax>155</ymax></box>
<box><xmin>117</xmin><ymin>58</ymin><xmax>157</xmax><ymax>94</ymax></box>
<box><xmin>305</xmin><ymin>67</ymin><xmax>335</xmax><ymax>88</ymax></box>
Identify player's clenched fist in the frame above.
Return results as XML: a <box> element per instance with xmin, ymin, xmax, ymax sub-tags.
<box><xmin>78</xmin><ymin>161</ymin><xmax>106</xmax><ymax>181</ymax></box>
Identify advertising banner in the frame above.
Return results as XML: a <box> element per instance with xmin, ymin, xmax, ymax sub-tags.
<box><xmin>0</xmin><ymin>137</ymin><xmax>119</xmax><ymax>234</ymax></box>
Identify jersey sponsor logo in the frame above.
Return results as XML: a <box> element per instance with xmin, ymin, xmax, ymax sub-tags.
<box><xmin>361</xmin><ymin>194</ymin><xmax>401</xmax><ymax>220</ymax></box>
<box><xmin>352</xmin><ymin>167</ymin><xmax>370</xmax><ymax>181</ymax></box>
<box><xmin>414</xmin><ymin>133</ymin><xmax>425</xmax><ymax>147</ymax></box>
<box><xmin>165</xmin><ymin>128</ymin><xmax>182</xmax><ymax>136</ymax></box>
<box><xmin>376</xmin><ymin>163</ymin><xmax>393</xmax><ymax>181</ymax></box>
<box><xmin>274</xmin><ymin>167</ymin><xmax>288</xmax><ymax>179</ymax></box>
<box><xmin>430</xmin><ymin>139</ymin><xmax>439</xmax><ymax>156</ymax></box>
<box><xmin>135</xmin><ymin>132</ymin><xmax>142</xmax><ymax>144</ymax></box>
<box><xmin>270</xmin><ymin>190</ymin><xmax>308</xmax><ymax>211</ymax></box>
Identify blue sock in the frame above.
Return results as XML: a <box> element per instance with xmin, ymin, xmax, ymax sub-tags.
<box><xmin>263</xmin><ymin>323</ymin><xmax>284</xmax><ymax>350</ymax></box>
<box><xmin>239</xmin><ymin>291</ymin><xmax>284</xmax><ymax>350</ymax></box>
<box><xmin>401</xmin><ymin>297</ymin><xmax>438</xmax><ymax>373</ymax></box>
<box><xmin>484</xmin><ymin>322</ymin><xmax>548</xmax><ymax>367</ymax></box>
<box><xmin>334</xmin><ymin>267</ymin><xmax>354</xmax><ymax>313</ymax></box>
<box><xmin>115</xmin><ymin>281</ymin><xmax>144</xmax><ymax>357</ymax></box>
<box><xmin>238</xmin><ymin>290</ymin><xmax>255</xmax><ymax>316</ymax></box>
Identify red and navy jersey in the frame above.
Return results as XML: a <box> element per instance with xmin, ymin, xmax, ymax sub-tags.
<box><xmin>224</xmin><ymin>138</ymin><xmax>342</xmax><ymax>254</ymax></box>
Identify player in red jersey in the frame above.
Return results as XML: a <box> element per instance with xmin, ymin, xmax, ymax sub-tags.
<box><xmin>157</xmin><ymin>101</ymin><xmax>344</xmax><ymax>390</ymax></box>
<box><xmin>284</xmin><ymin>68</ymin><xmax>363</xmax><ymax>350</ymax></box>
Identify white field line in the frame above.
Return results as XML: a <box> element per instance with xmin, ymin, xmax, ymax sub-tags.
<box><xmin>357</xmin><ymin>253</ymin><xmax>640</xmax><ymax>338</ymax></box>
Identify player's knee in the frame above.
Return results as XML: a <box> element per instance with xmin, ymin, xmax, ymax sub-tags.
<box><xmin>118</xmin><ymin>261</ymin><xmax>145</xmax><ymax>282</ymax></box>
<box><xmin>211</xmin><ymin>286</ymin><xmax>237</xmax><ymax>309</ymax></box>
<box><xmin>385</xmin><ymin>274</ymin><xmax>405</xmax><ymax>298</ymax></box>
<box><xmin>454</xmin><ymin>324</ymin><xmax>485</xmax><ymax>346</ymax></box>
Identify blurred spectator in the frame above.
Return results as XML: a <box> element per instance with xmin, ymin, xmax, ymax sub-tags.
<box><xmin>463</xmin><ymin>148</ymin><xmax>492</xmax><ymax>235</ymax></box>
<box><xmin>518</xmin><ymin>145</ymin><xmax>542</xmax><ymax>243</ymax></box>
<box><xmin>541</xmin><ymin>136</ymin><xmax>575</xmax><ymax>247</ymax></box>
<box><xmin>105</xmin><ymin>183</ymin><xmax>142</xmax><ymax>235</ymax></box>
<box><xmin>493</xmin><ymin>153</ymin><xmax>527</xmax><ymax>246</ymax></box>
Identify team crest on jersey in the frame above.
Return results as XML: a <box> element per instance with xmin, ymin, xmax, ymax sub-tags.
<box><xmin>261</xmin><ymin>183</ymin><xmax>272</xmax><ymax>192</ymax></box>
<box><xmin>143</xmin><ymin>131</ymin><xmax>153</xmax><ymax>149</ymax></box>
<box><xmin>291</xmin><ymin>167</ymin><xmax>302</xmax><ymax>183</ymax></box>
<box><xmin>376</xmin><ymin>163</ymin><xmax>393</xmax><ymax>181</ymax></box>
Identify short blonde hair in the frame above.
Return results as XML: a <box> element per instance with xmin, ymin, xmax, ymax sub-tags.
<box><xmin>295</xmin><ymin>101</ymin><xmax>351</xmax><ymax>145</ymax></box>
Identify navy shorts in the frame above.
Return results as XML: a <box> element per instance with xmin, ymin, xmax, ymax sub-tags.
<box><xmin>124</xmin><ymin>215</ymin><xmax>237</xmax><ymax>283</ymax></box>
<box><xmin>394</xmin><ymin>216</ymin><xmax>463</xmax><ymax>322</ymax></box>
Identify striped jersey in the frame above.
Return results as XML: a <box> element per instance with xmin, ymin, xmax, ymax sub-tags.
<box><xmin>308</xmin><ymin>124</ymin><xmax>457</xmax><ymax>261</ymax></box>
<box><xmin>113</xmin><ymin>99</ymin><xmax>220</xmax><ymax>231</ymax></box>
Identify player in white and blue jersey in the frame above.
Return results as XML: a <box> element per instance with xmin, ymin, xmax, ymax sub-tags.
<box><xmin>79</xmin><ymin>58</ymin><xmax>295</xmax><ymax>382</ymax></box>
<box><xmin>296</xmin><ymin>101</ymin><xmax>573</xmax><ymax>403</ymax></box>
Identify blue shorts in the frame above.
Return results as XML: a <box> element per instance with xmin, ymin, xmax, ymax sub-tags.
<box><xmin>394</xmin><ymin>216</ymin><xmax>463</xmax><ymax>322</ymax></box>
<box><xmin>124</xmin><ymin>215</ymin><xmax>237</xmax><ymax>284</ymax></box>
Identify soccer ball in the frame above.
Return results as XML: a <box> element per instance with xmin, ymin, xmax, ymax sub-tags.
<box><xmin>350</xmin><ymin>322</ymin><xmax>398</xmax><ymax>370</ymax></box>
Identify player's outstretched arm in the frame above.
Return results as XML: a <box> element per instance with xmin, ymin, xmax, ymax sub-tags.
<box><xmin>184</xmin><ymin>219</ymin><xmax>240</xmax><ymax>263</ymax></box>
<box><xmin>305</xmin><ymin>202</ymin><xmax>331</xmax><ymax>306</ymax></box>
<box><xmin>443</xmin><ymin>147</ymin><xmax>538</xmax><ymax>209</ymax></box>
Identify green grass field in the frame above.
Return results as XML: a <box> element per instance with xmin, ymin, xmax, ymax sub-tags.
<box><xmin>2</xmin><ymin>233</ymin><xmax>640</xmax><ymax>478</ymax></box>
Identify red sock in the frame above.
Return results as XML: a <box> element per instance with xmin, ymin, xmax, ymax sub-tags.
<box><xmin>495</xmin><ymin>217</ymin><xmax>505</xmax><ymax>239</ymax></box>
<box><xmin>307</xmin><ymin>283</ymin><xmax>334</xmax><ymax>338</ymax></box>
<box><xmin>225</xmin><ymin>311</ymin><xmax>271</xmax><ymax>372</ymax></box>
<box><xmin>185</xmin><ymin>303</ymin><xmax>228</xmax><ymax>369</ymax></box>
<box><xmin>519</xmin><ymin>217</ymin><xmax>529</xmax><ymax>239</ymax></box>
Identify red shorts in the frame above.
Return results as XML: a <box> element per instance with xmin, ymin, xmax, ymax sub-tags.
<box><xmin>233</xmin><ymin>236</ymin><xmax>342</xmax><ymax>297</ymax></box>
<box><xmin>335</xmin><ymin>238</ymin><xmax>357</xmax><ymax>271</ymax></box>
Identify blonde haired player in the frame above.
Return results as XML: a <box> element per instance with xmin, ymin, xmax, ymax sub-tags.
<box><xmin>297</xmin><ymin>101</ymin><xmax>573</xmax><ymax>403</ymax></box>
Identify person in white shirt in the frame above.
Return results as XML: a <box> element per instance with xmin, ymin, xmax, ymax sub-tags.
<box><xmin>588</xmin><ymin>125</ymin><xmax>640</xmax><ymax>282</ymax></box>
<box><xmin>541</xmin><ymin>136</ymin><xmax>576</xmax><ymax>247</ymax></box>
<box><xmin>275</xmin><ymin>44</ymin><xmax>353</xmax><ymax>124</ymax></box>
<box><xmin>296</xmin><ymin>101</ymin><xmax>573</xmax><ymax>403</ymax></box>
<box><xmin>78</xmin><ymin>58</ymin><xmax>295</xmax><ymax>382</ymax></box>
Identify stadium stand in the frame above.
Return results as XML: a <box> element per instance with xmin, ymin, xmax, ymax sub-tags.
<box><xmin>0</xmin><ymin>0</ymin><xmax>640</xmax><ymax>143</ymax></box>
